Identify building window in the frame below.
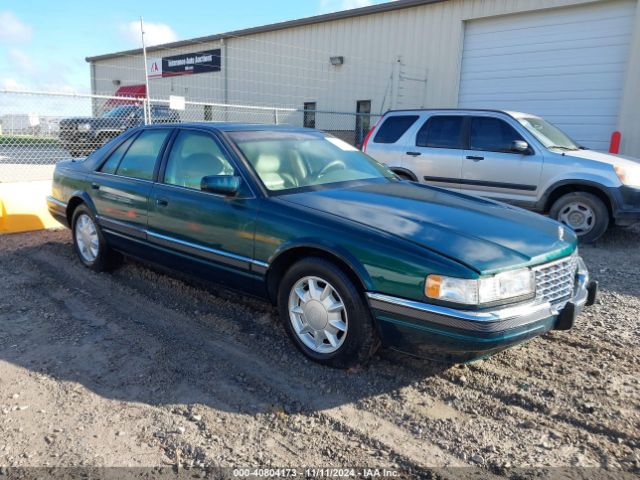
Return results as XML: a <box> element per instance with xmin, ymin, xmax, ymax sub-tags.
<box><xmin>303</xmin><ymin>102</ymin><xmax>316</xmax><ymax>129</ymax></box>
<box><xmin>355</xmin><ymin>100</ymin><xmax>371</xmax><ymax>148</ymax></box>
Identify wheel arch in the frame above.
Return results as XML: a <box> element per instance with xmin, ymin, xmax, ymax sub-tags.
<box><xmin>66</xmin><ymin>191</ymin><xmax>97</xmax><ymax>226</ymax></box>
<box><xmin>265</xmin><ymin>243</ymin><xmax>373</xmax><ymax>305</ymax></box>
<box><xmin>541</xmin><ymin>180</ymin><xmax>614</xmax><ymax>220</ymax></box>
<box><xmin>390</xmin><ymin>167</ymin><xmax>418</xmax><ymax>181</ymax></box>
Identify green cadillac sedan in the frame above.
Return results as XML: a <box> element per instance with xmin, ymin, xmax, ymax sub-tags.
<box><xmin>47</xmin><ymin>123</ymin><xmax>598</xmax><ymax>368</ymax></box>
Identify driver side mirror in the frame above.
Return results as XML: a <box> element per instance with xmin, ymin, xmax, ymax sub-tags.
<box><xmin>201</xmin><ymin>175</ymin><xmax>241</xmax><ymax>196</ymax></box>
<box><xmin>511</xmin><ymin>140</ymin><xmax>531</xmax><ymax>154</ymax></box>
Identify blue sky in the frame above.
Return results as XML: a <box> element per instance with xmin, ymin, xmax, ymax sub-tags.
<box><xmin>0</xmin><ymin>0</ymin><xmax>390</xmax><ymax>93</ymax></box>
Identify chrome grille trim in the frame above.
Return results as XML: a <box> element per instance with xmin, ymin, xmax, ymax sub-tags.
<box><xmin>533</xmin><ymin>255</ymin><xmax>578</xmax><ymax>307</ymax></box>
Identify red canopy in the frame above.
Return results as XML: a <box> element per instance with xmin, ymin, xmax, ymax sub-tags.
<box><xmin>104</xmin><ymin>84</ymin><xmax>146</xmax><ymax>110</ymax></box>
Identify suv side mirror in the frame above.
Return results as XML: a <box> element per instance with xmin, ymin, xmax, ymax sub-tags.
<box><xmin>201</xmin><ymin>175</ymin><xmax>241</xmax><ymax>196</ymax></box>
<box><xmin>511</xmin><ymin>140</ymin><xmax>530</xmax><ymax>154</ymax></box>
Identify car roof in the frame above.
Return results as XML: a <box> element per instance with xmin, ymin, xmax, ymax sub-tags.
<box><xmin>140</xmin><ymin>122</ymin><xmax>316</xmax><ymax>133</ymax></box>
<box><xmin>384</xmin><ymin>108</ymin><xmax>538</xmax><ymax>118</ymax></box>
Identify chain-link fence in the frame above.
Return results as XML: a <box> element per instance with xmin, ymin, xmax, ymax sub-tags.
<box><xmin>0</xmin><ymin>89</ymin><xmax>380</xmax><ymax>183</ymax></box>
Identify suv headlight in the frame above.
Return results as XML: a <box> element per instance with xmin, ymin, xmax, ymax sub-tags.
<box><xmin>615</xmin><ymin>165</ymin><xmax>640</xmax><ymax>188</ymax></box>
<box><xmin>426</xmin><ymin>268</ymin><xmax>535</xmax><ymax>305</ymax></box>
<box><xmin>77</xmin><ymin>123</ymin><xmax>92</xmax><ymax>132</ymax></box>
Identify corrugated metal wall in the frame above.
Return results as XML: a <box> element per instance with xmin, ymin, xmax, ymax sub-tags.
<box><xmin>90</xmin><ymin>0</ymin><xmax>640</xmax><ymax>153</ymax></box>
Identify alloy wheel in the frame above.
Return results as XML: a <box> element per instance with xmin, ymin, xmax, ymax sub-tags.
<box><xmin>288</xmin><ymin>276</ymin><xmax>348</xmax><ymax>354</ymax></box>
<box><xmin>75</xmin><ymin>213</ymin><xmax>100</xmax><ymax>262</ymax></box>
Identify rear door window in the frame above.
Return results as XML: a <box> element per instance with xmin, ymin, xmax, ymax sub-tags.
<box><xmin>373</xmin><ymin>115</ymin><xmax>419</xmax><ymax>144</ymax></box>
<box><xmin>416</xmin><ymin>116</ymin><xmax>465</xmax><ymax>149</ymax></box>
<box><xmin>469</xmin><ymin>117</ymin><xmax>525</xmax><ymax>152</ymax></box>
<box><xmin>99</xmin><ymin>135</ymin><xmax>136</xmax><ymax>174</ymax></box>
<box><xmin>115</xmin><ymin>129</ymin><xmax>171</xmax><ymax>180</ymax></box>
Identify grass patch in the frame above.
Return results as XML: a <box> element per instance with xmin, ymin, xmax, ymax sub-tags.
<box><xmin>0</xmin><ymin>135</ymin><xmax>61</xmax><ymax>147</ymax></box>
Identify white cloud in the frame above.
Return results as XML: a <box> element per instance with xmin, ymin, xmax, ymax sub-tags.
<box><xmin>120</xmin><ymin>20</ymin><xmax>178</xmax><ymax>47</ymax></box>
<box><xmin>319</xmin><ymin>0</ymin><xmax>375</xmax><ymax>12</ymax></box>
<box><xmin>0</xmin><ymin>11</ymin><xmax>32</xmax><ymax>42</ymax></box>
<box><xmin>8</xmin><ymin>48</ymin><xmax>35</xmax><ymax>74</ymax></box>
<box><xmin>1</xmin><ymin>78</ymin><xmax>27</xmax><ymax>90</ymax></box>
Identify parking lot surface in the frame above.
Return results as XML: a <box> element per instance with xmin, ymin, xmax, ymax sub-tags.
<box><xmin>0</xmin><ymin>227</ymin><xmax>638</xmax><ymax>477</ymax></box>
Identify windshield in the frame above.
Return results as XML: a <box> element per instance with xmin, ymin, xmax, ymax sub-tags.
<box><xmin>229</xmin><ymin>130</ymin><xmax>395</xmax><ymax>192</ymax></box>
<box><xmin>517</xmin><ymin>116</ymin><xmax>580</xmax><ymax>150</ymax></box>
<box><xmin>103</xmin><ymin>106</ymin><xmax>137</xmax><ymax>118</ymax></box>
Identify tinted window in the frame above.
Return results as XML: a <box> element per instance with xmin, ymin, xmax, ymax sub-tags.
<box><xmin>115</xmin><ymin>129</ymin><xmax>170</xmax><ymax>180</ymax></box>
<box><xmin>164</xmin><ymin>130</ymin><xmax>235</xmax><ymax>190</ymax></box>
<box><xmin>99</xmin><ymin>135</ymin><xmax>135</xmax><ymax>174</ymax></box>
<box><xmin>470</xmin><ymin>117</ymin><xmax>524</xmax><ymax>152</ymax></box>
<box><xmin>416</xmin><ymin>116</ymin><xmax>464</xmax><ymax>149</ymax></box>
<box><xmin>374</xmin><ymin>115</ymin><xmax>419</xmax><ymax>144</ymax></box>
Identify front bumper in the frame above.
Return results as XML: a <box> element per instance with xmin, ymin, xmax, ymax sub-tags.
<box><xmin>367</xmin><ymin>270</ymin><xmax>597</xmax><ymax>363</ymax></box>
<box><xmin>610</xmin><ymin>185</ymin><xmax>640</xmax><ymax>226</ymax></box>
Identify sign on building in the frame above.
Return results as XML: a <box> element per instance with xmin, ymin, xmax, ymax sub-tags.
<box><xmin>147</xmin><ymin>49</ymin><xmax>221</xmax><ymax>79</ymax></box>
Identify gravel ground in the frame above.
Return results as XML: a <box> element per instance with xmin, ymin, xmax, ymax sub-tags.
<box><xmin>0</xmin><ymin>225</ymin><xmax>638</xmax><ymax>479</ymax></box>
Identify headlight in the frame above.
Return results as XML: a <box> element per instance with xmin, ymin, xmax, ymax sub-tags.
<box><xmin>426</xmin><ymin>268</ymin><xmax>535</xmax><ymax>305</ymax></box>
<box><xmin>77</xmin><ymin>123</ymin><xmax>92</xmax><ymax>132</ymax></box>
<box><xmin>615</xmin><ymin>165</ymin><xmax>640</xmax><ymax>188</ymax></box>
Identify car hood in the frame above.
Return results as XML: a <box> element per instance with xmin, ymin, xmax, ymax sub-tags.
<box><xmin>282</xmin><ymin>181</ymin><xmax>576</xmax><ymax>275</ymax></box>
<box><xmin>563</xmin><ymin>149</ymin><xmax>640</xmax><ymax>169</ymax></box>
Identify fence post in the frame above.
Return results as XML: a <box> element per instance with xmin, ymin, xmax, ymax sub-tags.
<box><xmin>274</xmin><ymin>108</ymin><xmax>279</xmax><ymax>125</ymax></box>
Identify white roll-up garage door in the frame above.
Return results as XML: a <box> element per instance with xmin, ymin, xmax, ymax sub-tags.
<box><xmin>458</xmin><ymin>1</ymin><xmax>635</xmax><ymax>151</ymax></box>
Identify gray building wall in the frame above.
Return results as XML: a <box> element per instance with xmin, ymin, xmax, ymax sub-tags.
<box><xmin>88</xmin><ymin>0</ymin><xmax>640</xmax><ymax>155</ymax></box>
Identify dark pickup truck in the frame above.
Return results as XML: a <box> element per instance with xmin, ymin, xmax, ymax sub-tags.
<box><xmin>59</xmin><ymin>104</ymin><xmax>179</xmax><ymax>157</ymax></box>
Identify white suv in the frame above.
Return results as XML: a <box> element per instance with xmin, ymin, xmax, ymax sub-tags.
<box><xmin>363</xmin><ymin>109</ymin><xmax>640</xmax><ymax>242</ymax></box>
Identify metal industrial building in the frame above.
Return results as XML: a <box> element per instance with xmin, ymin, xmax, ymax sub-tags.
<box><xmin>87</xmin><ymin>0</ymin><xmax>640</xmax><ymax>156</ymax></box>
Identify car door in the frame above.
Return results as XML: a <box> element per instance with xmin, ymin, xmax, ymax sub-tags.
<box><xmin>407</xmin><ymin>115</ymin><xmax>464</xmax><ymax>191</ymax></box>
<box><xmin>88</xmin><ymin>128</ymin><xmax>172</xmax><ymax>240</ymax></box>
<box><xmin>147</xmin><ymin>128</ymin><xmax>261</xmax><ymax>284</ymax></box>
<box><xmin>461</xmin><ymin>116</ymin><xmax>543</xmax><ymax>205</ymax></box>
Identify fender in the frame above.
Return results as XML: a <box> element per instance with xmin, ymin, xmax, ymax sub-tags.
<box><xmin>266</xmin><ymin>237</ymin><xmax>375</xmax><ymax>292</ymax></box>
<box><xmin>66</xmin><ymin>190</ymin><xmax>98</xmax><ymax>223</ymax></box>
<box><xmin>537</xmin><ymin>177</ymin><xmax>619</xmax><ymax>212</ymax></box>
<box><xmin>390</xmin><ymin>167</ymin><xmax>418</xmax><ymax>181</ymax></box>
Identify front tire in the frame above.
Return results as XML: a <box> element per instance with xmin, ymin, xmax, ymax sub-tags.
<box><xmin>550</xmin><ymin>192</ymin><xmax>609</xmax><ymax>243</ymax></box>
<box><xmin>71</xmin><ymin>205</ymin><xmax>121</xmax><ymax>272</ymax></box>
<box><xmin>278</xmin><ymin>258</ymin><xmax>379</xmax><ymax>368</ymax></box>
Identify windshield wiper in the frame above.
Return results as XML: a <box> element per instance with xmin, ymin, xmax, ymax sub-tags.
<box><xmin>548</xmin><ymin>145</ymin><xmax>579</xmax><ymax>151</ymax></box>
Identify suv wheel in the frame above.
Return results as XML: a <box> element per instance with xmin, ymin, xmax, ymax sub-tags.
<box><xmin>550</xmin><ymin>192</ymin><xmax>609</xmax><ymax>243</ymax></box>
<box><xmin>278</xmin><ymin>258</ymin><xmax>379</xmax><ymax>368</ymax></box>
<box><xmin>71</xmin><ymin>205</ymin><xmax>122</xmax><ymax>271</ymax></box>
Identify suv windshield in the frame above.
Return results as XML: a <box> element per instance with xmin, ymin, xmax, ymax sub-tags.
<box><xmin>229</xmin><ymin>130</ymin><xmax>394</xmax><ymax>192</ymax></box>
<box><xmin>517</xmin><ymin>116</ymin><xmax>580</xmax><ymax>151</ymax></box>
<box><xmin>103</xmin><ymin>106</ymin><xmax>138</xmax><ymax>118</ymax></box>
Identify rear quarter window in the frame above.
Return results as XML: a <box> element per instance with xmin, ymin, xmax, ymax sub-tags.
<box><xmin>373</xmin><ymin>115</ymin><xmax>419</xmax><ymax>144</ymax></box>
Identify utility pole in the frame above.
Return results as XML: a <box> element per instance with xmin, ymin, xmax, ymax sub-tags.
<box><xmin>140</xmin><ymin>17</ymin><xmax>151</xmax><ymax>125</ymax></box>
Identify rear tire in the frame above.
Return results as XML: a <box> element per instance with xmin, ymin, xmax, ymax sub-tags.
<box><xmin>550</xmin><ymin>192</ymin><xmax>609</xmax><ymax>243</ymax></box>
<box><xmin>71</xmin><ymin>205</ymin><xmax>122</xmax><ymax>272</ymax></box>
<box><xmin>278</xmin><ymin>257</ymin><xmax>379</xmax><ymax>369</ymax></box>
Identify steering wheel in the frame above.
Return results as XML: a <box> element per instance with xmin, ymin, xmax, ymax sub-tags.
<box><xmin>317</xmin><ymin>160</ymin><xmax>346</xmax><ymax>178</ymax></box>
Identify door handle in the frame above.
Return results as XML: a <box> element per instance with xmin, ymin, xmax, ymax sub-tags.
<box><xmin>466</xmin><ymin>155</ymin><xmax>484</xmax><ymax>161</ymax></box>
<box><xmin>155</xmin><ymin>198</ymin><xmax>168</xmax><ymax>207</ymax></box>
<box><xmin>91</xmin><ymin>183</ymin><xmax>100</xmax><ymax>190</ymax></box>
<box><xmin>406</xmin><ymin>151</ymin><xmax>422</xmax><ymax>157</ymax></box>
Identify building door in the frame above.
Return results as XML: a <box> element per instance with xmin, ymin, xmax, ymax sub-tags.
<box><xmin>355</xmin><ymin>100</ymin><xmax>371</xmax><ymax>148</ymax></box>
<box><xmin>303</xmin><ymin>102</ymin><xmax>316</xmax><ymax>129</ymax></box>
<box><xmin>458</xmin><ymin>0</ymin><xmax>635</xmax><ymax>151</ymax></box>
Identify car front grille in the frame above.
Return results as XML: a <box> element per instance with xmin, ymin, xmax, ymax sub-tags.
<box><xmin>533</xmin><ymin>255</ymin><xmax>578</xmax><ymax>306</ymax></box>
